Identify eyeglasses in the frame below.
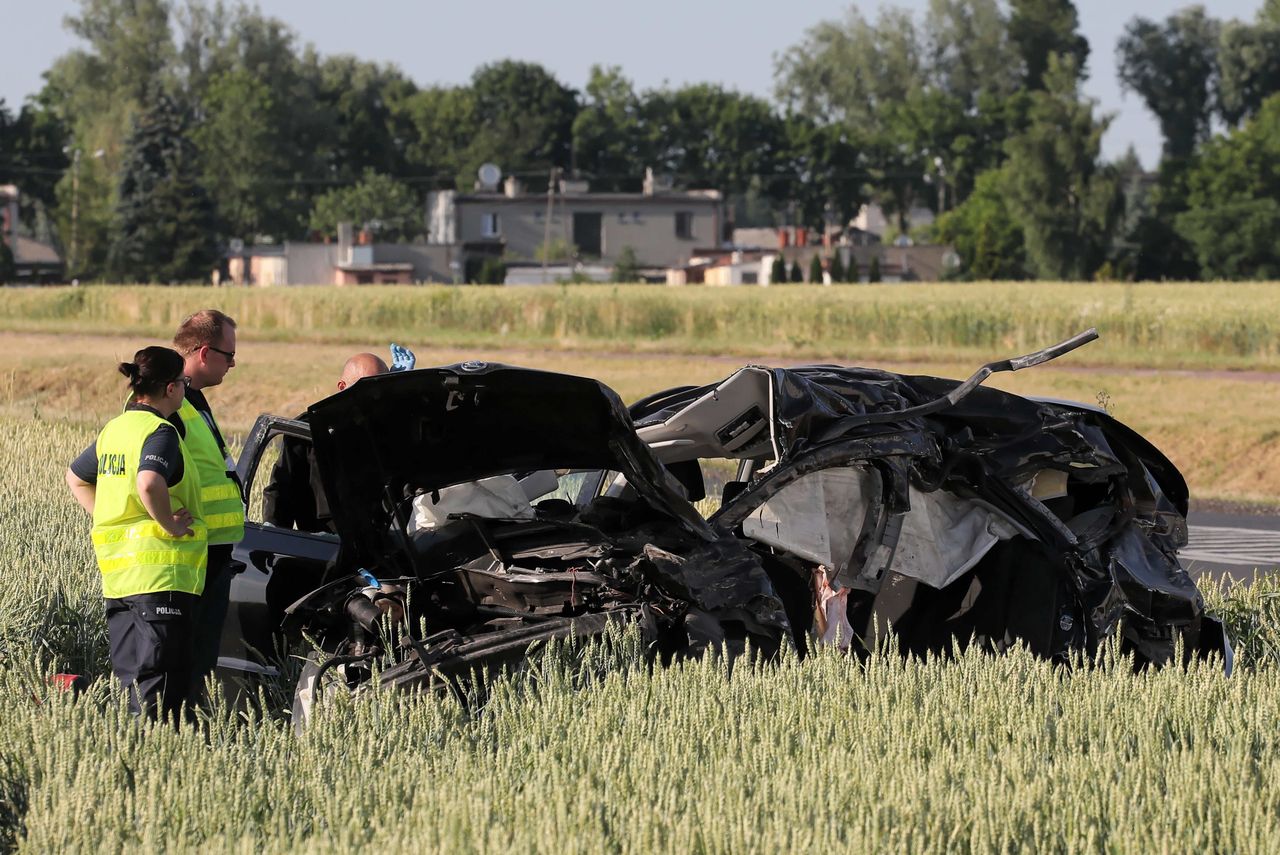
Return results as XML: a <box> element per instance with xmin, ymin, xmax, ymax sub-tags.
<box><xmin>169</xmin><ymin>376</ymin><xmax>191</xmax><ymax>391</ymax></box>
<box><xmin>207</xmin><ymin>345</ymin><xmax>235</xmax><ymax>361</ymax></box>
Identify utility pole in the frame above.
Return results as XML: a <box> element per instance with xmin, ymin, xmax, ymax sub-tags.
<box><xmin>69</xmin><ymin>149</ymin><xmax>81</xmax><ymax>275</ymax></box>
<box><xmin>65</xmin><ymin>147</ymin><xmax>103</xmax><ymax>277</ymax></box>
<box><xmin>542</xmin><ymin>167</ymin><xmax>558</xmax><ymax>284</ymax></box>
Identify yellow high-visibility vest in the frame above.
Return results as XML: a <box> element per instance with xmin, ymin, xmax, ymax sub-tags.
<box><xmin>176</xmin><ymin>397</ymin><xmax>244</xmax><ymax>545</ymax></box>
<box><xmin>91</xmin><ymin>409</ymin><xmax>207</xmax><ymax>598</ymax></box>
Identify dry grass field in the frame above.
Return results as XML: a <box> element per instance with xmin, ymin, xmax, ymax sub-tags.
<box><xmin>2</xmin><ymin>329</ymin><xmax>1277</xmax><ymax>503</ymax></box>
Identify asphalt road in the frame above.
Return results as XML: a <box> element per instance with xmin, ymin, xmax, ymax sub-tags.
<box><xmin>1184</xmin><ymin>509</ymin><xmax>1280</xmax><ymax>583</ymax></box>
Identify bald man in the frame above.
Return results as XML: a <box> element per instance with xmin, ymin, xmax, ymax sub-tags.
<box><xmin>337</xmin><ymin>352</ymin><xmax>389</xmax><ymax>391</ymax></box>
<box><xmin>261</xmin><ymin>353</ymin><xmax>389</xmax><ymax>532</ymax></box>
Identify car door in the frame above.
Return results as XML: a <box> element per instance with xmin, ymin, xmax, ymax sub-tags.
<box><xmin>221</xmin><ymin>416</ymin><xmax>341</xmax><ymax>679</ymax></box>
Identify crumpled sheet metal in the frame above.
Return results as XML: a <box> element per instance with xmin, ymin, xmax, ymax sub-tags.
<box><xmin>639</xmin><ymin>364</ymin><xmax>1229</xmax><ymax>668</ymax></box>
<box><xmin>637</xmin><ymin>539</ymin><xmax>790</xmax><ymax>650</ymax></box>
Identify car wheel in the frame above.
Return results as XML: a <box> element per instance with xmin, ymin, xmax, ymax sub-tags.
<box><xmin>291</xmin><ymin>643</ymin><xmax>363</xmax><ymax>731</ymax></box>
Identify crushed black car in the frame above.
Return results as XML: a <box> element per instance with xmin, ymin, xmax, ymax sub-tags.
<box><xmin>218</xmin><ymin>331</ymin><xmax>1232</xmax><ymax>719</ymax></box>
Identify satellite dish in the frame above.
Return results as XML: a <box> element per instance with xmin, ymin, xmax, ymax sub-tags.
<box><xmin>478</xmin><ymin>163</ymin><xmax>501</xmax><ymax>189</ymax></box>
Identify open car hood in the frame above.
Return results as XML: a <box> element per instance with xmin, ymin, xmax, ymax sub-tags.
<box><xmin>307</xmin><ymin>363</ymin><xmax>713</xmax><ymax>571</ymax></box>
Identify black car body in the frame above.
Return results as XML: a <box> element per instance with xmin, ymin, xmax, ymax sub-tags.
<box><xmin>220</xmin><ymin>345</ymin><xmax>1231</xmax><ymax>711</ymax></box>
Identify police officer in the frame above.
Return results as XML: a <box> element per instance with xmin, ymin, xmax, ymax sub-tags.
<box><xmin>171</xmin><ymin>309</ymin><xmax>245</xmax><ymax>700</ymax></box>
<box><xmin>65</xmin><ymin>347</ymin><xmax>206</xmax><ymax>720</ymax></box>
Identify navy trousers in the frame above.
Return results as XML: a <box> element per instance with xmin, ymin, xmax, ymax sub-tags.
<box><xmin>189</xmin><ymin>543</ymin><xmax>234</xmax><ymax>703</ymax></box>
<box><xmin>105</xmin><ymin>591</ymin><xmax>198</xmax><ymax>721</ymax></box>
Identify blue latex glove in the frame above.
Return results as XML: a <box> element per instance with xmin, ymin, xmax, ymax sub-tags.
<box><xmin>390</xmin><ymin>343</ymin><xmax>416</xmax><ymax>373</ymax></box>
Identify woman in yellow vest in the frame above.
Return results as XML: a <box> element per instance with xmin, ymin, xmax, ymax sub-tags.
<box><xmin>65</xmin><ymin>346</ymin><xmax>207</xmax><ymax>721</ymax></box>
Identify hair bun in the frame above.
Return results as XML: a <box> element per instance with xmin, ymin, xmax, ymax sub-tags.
<box><xmin>117</xmin><ymin>361</ymin><xmax>141</xmax><ymax>381</ymax></box>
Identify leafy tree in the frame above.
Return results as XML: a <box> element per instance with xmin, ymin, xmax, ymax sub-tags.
<box><xmin>572</xmin><ymin>66</ymin><xmax>648</xmax><ymax>191</ymax></box>
<box><xmin>782</xmin><ymin>116</ymin><xmax>867</xmax><ymax>228</ymax></box>
<box><xmin>809</xmin><ymin>254</ymin><xmax>825</xmax><ymax>284</ymax></box>
<box><xmin>309</xmin><ymin>170</ymin><xmax>422</xmax><ymax>242</ymax></box>
<box><xmin>179</xmin><ymin>4</ymin><xmax>335</xmax><ymax>239</ymax></box>
<box><xmin>1001</xmin><ymin>55</ymin><xmax>1120</xmax><ymax>280</ymax></box>
<box><xmin>403</xmin><ymin>85</ymin><xmax>479</xmax><ymax>189</ymax></box>
<box><xmin>643</xmin><ymin>84</ymin><xmax>789</xmax><ymax>200</ymax></box>
<box><xmin>770</xmin><ymin>255</ymin><xmax>788</xmax><ymax>284</ymax></box>
<box><xmin>1175</xmin><ymin>94</ymin><xmax>1280</xmax><ymax>279</ymax></box>
<box><xmin>775</xmin><ymin>2</ymin><xmax>1020</xmax><ymax>125</ymax></box>
<box><xmin>1008</xmin><ymin>0</ymin><xmax>1090</xmax><ymax>89</ymax></box>
<box><xmin>191</xmin><ymin>69</ymin><xmax>288</xmax><ymax>242</ymax></box>
<box><xmin>922</xmin><ymin>0</ymin><xmax>1022</xmax><ymax>105</ymax></box>
<box><xmin>44</xmin><ymin>0</ymin><xmax>178</xmax><ymax>276</ymax></box>
<box><xmin>1117</xmin><ymin>7</ymin><xmax>1221</xmax><ymax>162</ymax></box>
<box><xmin>867</xmin><ymin>255</ymin><xmax>882</xmax><ymax>282</ymax></box>
<box><xmin>1118</xmin><ymin>158</ymin><xmax>1201</xmax><ymax>281</ymax></box>
<box><xmin>774</xmin><ymin>2</ymin><xmax>1026</xmax><ymax>226</ymax></box>
<box><xmin>0</xmin><ymin>98</ymin><xmax>70</xmax><ymax>223</ymax></box>
<box><xmin>829</xmin><ymin>251</ymin><xmax>846</xmax><ymax>283</ymax></box>
<box><xmin>463</xmin><ymin>61</ymin><xmax>577</xmax><ymax>182</ymax></box>
<box><xmin>789</xmin><ymin>260</ymin><xmax>804</xmax><ymax>283</ymax></box>
<box><xmin>933</xmin><ymin>169</ymin><xmax>1027</xmax><ymax>279</ymax></box>
<box><xmin>1217</xmin><ymin>17</ymin><xmax>1280</xmax><ymax>126</ymax></box>
<box><xmin>315</xmin><ymin>55</ymin><xmax>417</xmax><ymax>181</ymax></box>
<box><xmin>108</xmin><ymin>89</ymin><xmax>218</xmax><ymax>282</ymax></box>
<box><xmin>612</xmin><ymin>246</ymin><xmax>641</xmax><ymax>282</ymax></box>
<box><xmin>774</xmin><ymin>6</ymin><xmax>924</xmax><ymax>129</ymax></box>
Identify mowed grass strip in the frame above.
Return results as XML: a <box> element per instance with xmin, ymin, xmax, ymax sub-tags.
<box><xmin>0</xmin><ymin>415</ymin><xmax>1276</xmax><ymax>852</ymax></box>
<box><xmin>4</xmin><ymin>282</ymin><xmax>1280</xmax><ymax>370</ymax></box>
<box><xmin>2</xmin><ymin>332</ymin><xmax>1276</xmax><ymax>503</ymax></box>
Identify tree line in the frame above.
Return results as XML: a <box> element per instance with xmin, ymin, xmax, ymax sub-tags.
<box><xmin>2</xmin><ymin>0</ymin><xmax>1280</xmax><ymax>282</ymax></box>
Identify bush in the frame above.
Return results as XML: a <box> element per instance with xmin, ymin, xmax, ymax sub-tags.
<box><xmin>770</xmin><ymin>256</ymin><xmax>788</xmax><ymax>285</ymax></box>
<box><xmin>612</xmin><ymin>246</ymin><xmax>640</xmax><ymax>282</ymax></box>
<box><xmin>466</xmin><ymin>257</ymin><xmax>507</xmax><ymax>285</ymax></box>
<box><xmin>829</xmin><ymin>252</ymin><xmax>846</xmax><ymax>283</ymax></box>
<box><xmin>789</xmin><ymin>261</ymin><xmax>803</xmax><ymax>283</ymax></box>
<box><xmin>809</xmin><ymin>254</ymin><xmax>824</xmax><ymax>284</ymax></box>
<box><xmin>868</xmin><ymin>256</ymin><xmax>882</xmax><ymax>283</ymax></box>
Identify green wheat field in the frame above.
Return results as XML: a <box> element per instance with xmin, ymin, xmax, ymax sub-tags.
<box><xmin>1</xmin><ymin>413</ymin><xmax>1279</xmax><ymax>852</ymax></box>
<box><xmin>4</xmin><ymin>282</ymin><xmax>1280</xmax><ymax>369</ymax></box>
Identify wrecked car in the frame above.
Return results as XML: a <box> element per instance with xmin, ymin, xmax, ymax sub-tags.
<box><xmin>219</xmin><ymin>331</ymin><xmax>1231</xmax><ymax>718</ymax></box>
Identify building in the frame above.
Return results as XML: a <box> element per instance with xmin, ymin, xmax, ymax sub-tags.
<box><xmin>225</xmin><ymin>224</ymin><xmax>457</xmax><ymax>286</ymax></box>
<box><xmin>1</xmin><ymin>185</ymin><xmax>64</xmax><ymax>284</ymax></box>
<box><xmin>852</xmin><ymin>202</ymin><xmax>936</xmax><ymax>237</ymax></box>
<box><xmin>428</xmin><ymin>171</ymin><xmax>723</xmax><ymax>270</ymax></box>
<box><xmin>724</xmin><ymin>226</ymin><xmax>957</xmax><ymax>283</ymax></box>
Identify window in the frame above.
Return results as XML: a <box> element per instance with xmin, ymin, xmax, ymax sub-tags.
<box><xmin>675</xmin><ymin>211</ymin><xmax>694</xmax><ymax>240</ymax></box>
<box><xmin>481</xmin><ymin>212</ymin><xmax>500</xmax><ymax>238</ymax></box>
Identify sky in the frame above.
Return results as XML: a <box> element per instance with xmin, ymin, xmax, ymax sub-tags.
<box><xmin>1</xmin><ymin>0</ymin><xmax>1269</xmax><ymax>169</ymax></box>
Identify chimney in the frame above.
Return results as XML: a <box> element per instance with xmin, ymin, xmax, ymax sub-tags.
<box><xmin>643</xmin><ymin>167</ymin><xmax>655</xmax><ymax>196</ymax></box>
<box><xmin>504</xmin><ymin>175</ymin><xmax>523</xmax><ymax>197</ymax></box>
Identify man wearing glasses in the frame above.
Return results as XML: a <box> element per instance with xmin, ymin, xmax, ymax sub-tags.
<box><xmin>173</xmin><ymin>309</ymin><xmax>244</xmax><ymax>704</ymax></box>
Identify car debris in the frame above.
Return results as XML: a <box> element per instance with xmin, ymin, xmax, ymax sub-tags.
<box><xmin>218</xmin><ymin>331</ymin><xmax>1231</xmax><ymax>721</ymax></box>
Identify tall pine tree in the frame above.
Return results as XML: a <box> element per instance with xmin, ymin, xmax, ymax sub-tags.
<box><xmin>109</xmin><ymin>89</ymin><xmax>218</xmax><ymax>283</ymax></box>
